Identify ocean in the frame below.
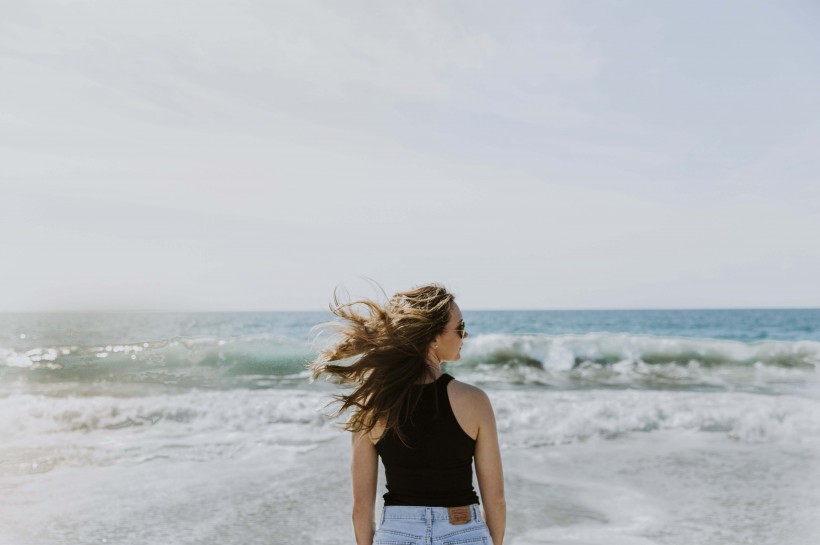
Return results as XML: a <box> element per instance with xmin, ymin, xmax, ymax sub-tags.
<box><xmin>1</xmin><ymin>309</ymin><xmax>818</xmax><ymax>545</ymax></box>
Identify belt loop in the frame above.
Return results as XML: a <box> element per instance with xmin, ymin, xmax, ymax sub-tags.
<box><xmin>380</xmin><ymin>506</ymin><xmax>385</xmax><ymax>526</ymax></box>
<box><xmin>473</xmin><ymin>504</ymin><xmax>481</xmax><ymax>522</ymax></box>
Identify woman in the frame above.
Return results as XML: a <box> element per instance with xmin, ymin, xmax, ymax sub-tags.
<box><xmin>309</xmin><ymin>283</ymin><xmax>506</xmax><ymax>545</ymax></box>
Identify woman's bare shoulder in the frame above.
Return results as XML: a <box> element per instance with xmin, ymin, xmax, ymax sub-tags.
<box><xmin>367</xmin><ymin>420</ymin><xmax>386</xmax><ymax>446</ymax></box>
<box><xmin>449</xmin><ymin>377</ymin><xmax>489</xmax><ymax>399</ymax></box>
<box><xmin>448</xmin><ymin>377</ymin><xmax>493</xmax><ymax>415</ymax></box>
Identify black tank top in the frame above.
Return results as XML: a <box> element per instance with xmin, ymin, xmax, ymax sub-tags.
<box><xmin>375</xmin><ymin>372</ymin><xmax>479</xmax><ymax>507</ymax></box>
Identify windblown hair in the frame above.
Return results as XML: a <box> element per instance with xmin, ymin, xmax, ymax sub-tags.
<box><xmin>308</xmin><ymin>283</ymin><xmax>455</xmax><ymax>446</ymax></box>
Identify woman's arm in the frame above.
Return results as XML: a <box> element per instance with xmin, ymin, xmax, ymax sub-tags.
<box><xmin>474</xmin><ymin>390</ymin><xmax>506</xmax><ymax>545</ymax></box>
<box><xmin>351</xmin><ymin>429</ymin><xmax>378</xmax><ymax>545</ymax></box>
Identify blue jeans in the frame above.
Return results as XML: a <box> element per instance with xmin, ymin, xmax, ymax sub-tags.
<box><xmin>374</xmin><ymin>504</ymin><xmax>494</xmax><ymax>545</ymax></box>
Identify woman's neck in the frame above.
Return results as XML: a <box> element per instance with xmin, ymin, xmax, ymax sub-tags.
<box><xmin>416</xmin><ymin>363</ymin><xmax>442</xmax><ymax>384</ymax></box>
<box><xmin>419</xmin><ymin>361</ymin><xmax>442</xmax><ymax>384</ymax></box>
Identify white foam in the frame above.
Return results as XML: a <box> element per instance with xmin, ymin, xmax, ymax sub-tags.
<box><xmin>464</xmin><ymin>333</ymin><xmax>820</xmax><ymax>370</ymax></box>
<box><xmin>455</xmin><ymin>333</ymin><xmax>820</xmax><ymax>395</ymax></box>
<box><xmin>489</xmin><ymin>389</ymin><xmax>820</xmax><ymax>448</ymax></box>
<box><xmin>0</xmin><ymin>389</ymin><xmax>343</xmax><ymax>475</ymax></box>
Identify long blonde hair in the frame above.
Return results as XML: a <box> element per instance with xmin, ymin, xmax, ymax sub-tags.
<box><xmin>308</xmin><ymin>283</ymin><xmax>455</xmax><ymax>445</ymax></box>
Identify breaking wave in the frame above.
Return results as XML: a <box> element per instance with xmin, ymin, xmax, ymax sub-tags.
<box><xmin>1</xmin><ymin>332</ymin><xmax>818</xmax><ymax>393</ymax></box>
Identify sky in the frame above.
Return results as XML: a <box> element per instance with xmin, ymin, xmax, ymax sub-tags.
<box><xmin>2</xmin><ymin>0</ymin><xmax>819</xmax><ymax>311</ymax></box>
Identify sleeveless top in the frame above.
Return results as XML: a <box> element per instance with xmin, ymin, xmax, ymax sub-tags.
<box><xmin>375</xmin><ymin>373</ymin><xmax>479</xmax><ymax>507</ymax></box>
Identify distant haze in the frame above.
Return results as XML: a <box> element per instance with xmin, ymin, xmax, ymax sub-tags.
<box><xmin>2</xmin><ymin>1</ymin><xmax>819</xmax><ymax>311</ymax></box>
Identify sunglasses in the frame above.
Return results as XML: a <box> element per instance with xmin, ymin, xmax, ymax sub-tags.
<box><xmin>448</xmin><ymin>320</ymin><xmax>468</xmax><ymax>339</ymax></box>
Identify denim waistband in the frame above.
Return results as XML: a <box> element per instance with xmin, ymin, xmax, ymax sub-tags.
<box><xmin>382</xmin><ymin>504</ymin><xmax>483</xmax><ymax>523</ymax></box>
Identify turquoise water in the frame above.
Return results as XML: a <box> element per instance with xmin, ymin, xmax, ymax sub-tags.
<box><xmin>3</xmin><ymin>308</ymin><xmax>819</xmax><ymax>351</ymax></box>
<box><xmin>466</xmin><ymin>308</ymin><xmax>820</xmax><ymax>342</ymax></box>
<box><xmin>2</xmin><ymin>309</ymin><xmax>818</xmax><ymax>394</ymax></box>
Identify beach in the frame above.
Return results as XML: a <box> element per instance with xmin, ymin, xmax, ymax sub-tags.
<box><xmin>1</xmin><ymin>310</ymin><xmax>818</xmax><ymax>544</ymax></box>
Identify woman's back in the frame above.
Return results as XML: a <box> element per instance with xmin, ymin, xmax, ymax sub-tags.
<box><xmin>372</xmin><ymin>373</ymin><xmax>479</xmax><ymax>506</ymax></box>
